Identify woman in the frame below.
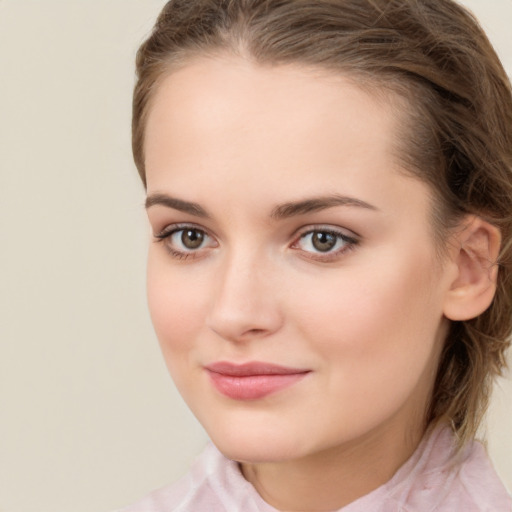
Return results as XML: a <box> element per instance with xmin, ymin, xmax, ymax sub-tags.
<box><xmin>122</xmin><ymin>0</ymin><xmax>512</xmax><ymax>510</ymax></box>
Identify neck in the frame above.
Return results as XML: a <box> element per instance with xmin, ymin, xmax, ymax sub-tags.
<box><xmin>240</xmin><ymin>415</ymin><xmax>426</xmax><ymax>512</ymax></box>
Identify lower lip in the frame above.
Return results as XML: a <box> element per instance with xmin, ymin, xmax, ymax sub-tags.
<box><xmin>207</xmin><ymin>372</ymin><xmax>308</xmax><ymax>400</ymax></box>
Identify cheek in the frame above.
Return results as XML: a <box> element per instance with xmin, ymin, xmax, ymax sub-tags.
<box><xmin>146</xmin><ymin>253</ymin><xmax>208</xmax><ymax>360</ymax></box>
<box><xmin>292</xmin><ymin>253</ymin><xmax>444</xmax><ymax>391</ymax></box>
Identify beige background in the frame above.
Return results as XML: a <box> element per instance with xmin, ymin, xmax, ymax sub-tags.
<box><xmin>0</xmin><ymin>1</ymin><xmax>510</xmax><ymax>511</ymax></box>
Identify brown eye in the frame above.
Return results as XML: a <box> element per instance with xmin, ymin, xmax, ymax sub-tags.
<box><xmin>155</xmin><ymin>225</ymin><xmax>217</xmax><ymax>260</ymax></box>
<box><xmin>294</xmin><ymin>228</ymin><xmax>357</xmax><ymax>259</ymax></box>
<box><xmin>181</xmin><ymin>229</ymin><xmax>204</xmax><ymax>249</ymax></box>
<box><xmin>311</xmin><ymin>232</ymin><xmax>337</xmax><ymax>252</ymax></box>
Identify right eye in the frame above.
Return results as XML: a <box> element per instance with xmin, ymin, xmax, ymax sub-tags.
<box><xmin>155</xmin><ymin>225</ymin><xmax>217</xmax><ymax>259</ymax></box>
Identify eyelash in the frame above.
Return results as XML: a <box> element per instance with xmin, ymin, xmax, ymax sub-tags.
<box><xmin>154</xmin><ymin>224</ymin><xmax>359</xmax><ymax>262</ymax></box>
<box><xmin>154</xmin><ymin>224</ymin><xmax>216</xmax><ymax>260</ymax></box>
<box><xmin>291</xmin><ymin>226</ymin><xmax>359</xmax><ymax>262</ymax></box>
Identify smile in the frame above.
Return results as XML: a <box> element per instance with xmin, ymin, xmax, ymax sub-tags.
<box><xmin>204</xmin><ymin>361</ymin><xmax>311</xmax><ymax>400</ymax></box>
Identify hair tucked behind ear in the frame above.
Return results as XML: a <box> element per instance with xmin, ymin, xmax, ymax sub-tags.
<box><xmin>133</xmin><ymin>0</ymin><xmax>512</xmax><ymax>447</ymax></box>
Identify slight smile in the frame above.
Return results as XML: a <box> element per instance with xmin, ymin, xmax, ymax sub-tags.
<box><xmin>205</xmin><ymin>362</ymin><xmax>311</xmax><ymax>400</ymax></box>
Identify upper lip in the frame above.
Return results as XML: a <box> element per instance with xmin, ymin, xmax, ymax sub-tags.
<box><xmin>205</xmin><ymin>361</ymin><xmax>310</xmax><ymax>376</ymax></box>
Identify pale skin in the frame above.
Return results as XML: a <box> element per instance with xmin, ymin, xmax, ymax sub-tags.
<box><xmin>143</xmin><ymin>55</ymin><xmax>500</xmax><ymax>511</ymax></box>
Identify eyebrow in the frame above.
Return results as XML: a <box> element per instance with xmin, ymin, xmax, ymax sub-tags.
<box><xmin>145</xmin><ymin>192</ymin><xmax>378</xmax><ymax>219</ymax></box>
<box><xmin>270</xmin><ymin>194</ymin><xmax>378</xmax><ymax>219</ymax></box>
<box><xmin>145</xmin><ymin>193</ymin><xmax>210</xmax><ymax>218</ymax></box>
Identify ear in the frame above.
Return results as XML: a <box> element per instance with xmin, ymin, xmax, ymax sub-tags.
<box><xmin>443</xmin><ymin>216</ymin><xmax>501</xmax><ymax>321</ymax></box>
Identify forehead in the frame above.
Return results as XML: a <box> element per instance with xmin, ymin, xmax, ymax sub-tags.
<box><xmin>145</xmin><ymin>56</ymin><xmax>399</xmax><ymax>171</ymax></box>
<box><xmin>144</xmin><ymin>55</ymin><xmax>431</xmax><ymax>222</ymax></box>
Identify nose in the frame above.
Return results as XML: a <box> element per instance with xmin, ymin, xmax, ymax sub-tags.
<box><xmin>206</xmin><ymin>250</ymin><xmax>284</xmax><ymax>343</ymax></box>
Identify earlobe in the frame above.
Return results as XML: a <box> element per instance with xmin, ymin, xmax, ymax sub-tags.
<box><xmin>443</xmin><ymin>216</ymin><xmax>501</xmax><ymax>321</ymax></box>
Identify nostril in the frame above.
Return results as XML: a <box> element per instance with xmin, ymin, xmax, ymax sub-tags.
<box><xmin>206</xmin><ymin>276</ymin><xmax>284</xmax><ymax>342</ymax></box>
<box><xmin>245</xmin><ymin>328</ymin><xmax>266</xmax><ymax>336</ymax></box>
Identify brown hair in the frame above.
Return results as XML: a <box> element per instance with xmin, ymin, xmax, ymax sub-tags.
<box><xmin>133</xmin><ymin>0</ymin><xmax>512</xmax><ymax>446</ymax></box>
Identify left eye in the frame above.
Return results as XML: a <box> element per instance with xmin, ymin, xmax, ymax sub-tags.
<box><xmin>295</xmin><ymin>229</ymin><xmax>355</xmax><ymax>254</ymax></box>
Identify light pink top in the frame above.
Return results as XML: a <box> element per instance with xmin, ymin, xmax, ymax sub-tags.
<box><xmin>121</xmin><ymin>428</ymin><xmax>512</xmax><ymax>511</ymax></box>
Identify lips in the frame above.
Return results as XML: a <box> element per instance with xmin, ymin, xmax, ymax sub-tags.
<box><xmin>204</xmin><ymin>361</ymin><xmax>310</xmax><ymax>400</ymax></box>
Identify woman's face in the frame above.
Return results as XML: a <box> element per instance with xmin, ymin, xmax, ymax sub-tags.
<box><xmin>144</xmin><ymin>56</ymin><xmax>454</xmax><ymax>463</ymax></box>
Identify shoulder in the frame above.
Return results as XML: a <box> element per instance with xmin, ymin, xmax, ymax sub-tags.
<box><xmin>118</xmin><ymin>444</ymin><xmax>227</xmax><ymax>512</ymax></box>
<box><xmin>391</xmin><ymin>427</ymin><xmax>512</xmax><ymax>512</ymax></box>
<box><xmin>117</xmin><ymin>443</ymin><xmax>268</xmax><ymax>512</ymax></box>
<box><xmin>441</xmin><ymin>439</ymin><xmax>512</xmax><ymax>512</ymax></box>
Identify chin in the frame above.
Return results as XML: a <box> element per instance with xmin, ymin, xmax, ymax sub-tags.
<box><xmin>213</xmin><ymin>435</ymin><xmax>305</xmax><ymax>464</ymax></box>
<box><xmin>201</xmin><ymin>416</ymin><xmax>316</xmax><ymax>464</ymax></box>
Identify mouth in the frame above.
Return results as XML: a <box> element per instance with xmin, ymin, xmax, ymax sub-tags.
<box><xmin>204</xmin><ymin>361</ymin><xmax>311</xmax><ymax>400</ymax></box>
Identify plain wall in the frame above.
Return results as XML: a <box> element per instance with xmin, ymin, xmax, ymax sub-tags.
<box><xmin>0</xmin><ymin>1</ymin><xmax>510</xmax><ymax>511</ymax></box>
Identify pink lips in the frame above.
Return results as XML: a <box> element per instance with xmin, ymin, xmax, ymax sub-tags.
<box><xmin>205</xmin><ymin>361</ymin><xmax>310</xmax><ymax>400</ymax></box>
